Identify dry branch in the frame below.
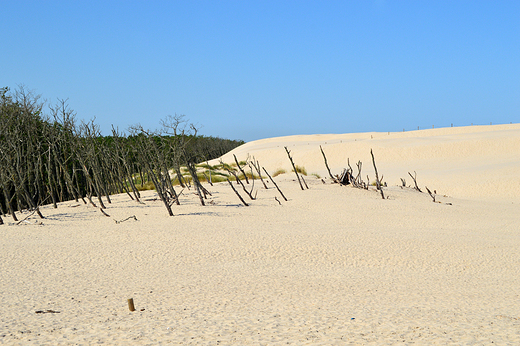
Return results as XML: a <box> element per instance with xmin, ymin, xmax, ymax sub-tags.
<box><xmin>250</xmin><ymin>159</ymin><xmax>268</xmax><ymax>189</ymax></box>
<box><xmin>320</xmin><ymin>145</ymin><xmax>337</xmax><ymax>183</ymax></box>
<box><xmin>284</xmin><ymin>146</ymin><xmax>304</xmax><ymax>190</ymax></box>
<box><xmin>263</xmin><ymin>167</ymin><xmax>288</xmax><ymax>201</ymax></box>
<box><xmin>226</xmin><ymin>178</ymin><xmax>249</xmax><ymax>206</ymax></box>
<box><xmin>425</xmin><ymin>187</ymin><xmax>436</xmax><ymax>203</ymax></box>
<box><xmin>233</xmin><ymin>154</ymin><xmax>249</xmax><ymax>184</ymax></box>
<box><xmin>408</xmin><ymin>171</ymin><xmax>422</xmax><ymax>192</ymax></box>
<box><xmin>370</xmin><ymin>149</ymin><xmax>385</xmax><ymax>200</ymax></box>
<box><xmin>16</xmin><ymin>210</ymin><xmax>36</xmax><ymax>225</ymax></box>
<box><xmin>115</xmin><ymin>215</ymin><xmax>138</xmax><ymax>224</ymax></box>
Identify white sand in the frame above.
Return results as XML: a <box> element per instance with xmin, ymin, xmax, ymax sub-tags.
<box><xmin>1</xmin><ymin>124</ymin><xmax>519</xmax><ymax>345</ymax></box>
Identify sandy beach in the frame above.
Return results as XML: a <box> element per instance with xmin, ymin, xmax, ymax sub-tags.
<box><xmin>1</xmin><ymin>124</ymin><xmax>519</xmax><ymax>345</ymax></box>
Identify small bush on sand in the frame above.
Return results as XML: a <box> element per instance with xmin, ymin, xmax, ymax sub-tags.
<box><xmin>291</xmin><ymin>165</ymin><xmax>307</xmax><ymax>176</ymax></box>
<box><xmin>136</xmin><ymin>181</ymin><xmax>156</xmax><ymax>191</ymax></box>
<box><xmin>220</xmin><ymin>162</ymin><xmax>236</xmax><ymax>171</ymax></box>
<box><xmin>272</xmin><ymin>168</ymin><xmax>286</xmax><ymax>177</ymax></box>
<box><xmin>238</xmin><ymin>172</ymin><xmax>263</xmax><ymax>180</ymax></box>
<box><xmin>311</xmin><ymin>173</ymin><xmax>321</xmax><ymax>179</ymax></box>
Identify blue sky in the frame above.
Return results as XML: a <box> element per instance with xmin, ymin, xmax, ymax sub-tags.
<box><xmin>2</xmin><ymin>1</ymin><xmax>519</xmax><ymax>142</ymax></box>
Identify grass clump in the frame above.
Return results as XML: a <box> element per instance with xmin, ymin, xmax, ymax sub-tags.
<box><xmin>272</xmin><ymin>168</ymin><xmax>286</xmax><ymax>177</ymax></box>
<box><xmin>219</xmin><ymin>162</ymin><xmax>236</xmax><ymax>171</ymax></box>
<box><xmin>311</xmin><ymin>173</ymin><xmax>321</xmax><ymax>179</ymax></box>
<box><xmin>237</xmin><ymin>172</ymin><xmax>263</xmax><ymax>180</ymax></box>
<box><xmin>291</xmin><ymin>165</ymin><xmax>307</xmax><ymax>176</ymax></box>
<box><xmin>136</xmin><ymin>181</ymin><xmax>156</xmax><ymax>191</ymax></box>
<box><xmin>196</xmin><ymin>163</ymin><xmax>219</xmax><ymax>170</ymax></box>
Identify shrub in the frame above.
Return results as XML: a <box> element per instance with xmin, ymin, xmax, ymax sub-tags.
<box><xmin>136</xmin><ymin>181</ymin><xmax>156</xmax><ymax>191</ymax></box>
<box><xmin>292</xmin><ymin>165</ymin><xmax>307</xmax><ymax>176</ymax></box>
<box><xmin>272</xmin><ymin>168</ymin><xmax>286</xmax><ymax>177</ymax></box>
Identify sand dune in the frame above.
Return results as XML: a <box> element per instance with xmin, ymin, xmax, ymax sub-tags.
<box><xmin>1</xmin><ymin>124</ymin><xmax>519</xmax><ymax>345</ymax></box>
<box><xmin>218</xmin><ymin>123</ymin><xmax>520</xmax><ymax>202</ymax></box>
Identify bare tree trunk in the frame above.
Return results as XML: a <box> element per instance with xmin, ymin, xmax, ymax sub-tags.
<box><xmin>233</xmin><ymin>154</ymin><xmax>249</xmax><ymax>184</ymax></box>
<box><xmin>250</xmin><ymin>159</ymin><xmax>268</xmax><ymax>189</ymax></box>
<box><xmin>408</xmin><ymin>171</ymin><xmax>422</xmax><ymax>192</ymax></box>
<box><xmin>370</xmin><ymin>149</ymin><xmax>385</xmax><ymax>200</ymax></box>
<box><xmin>425</xmin><ymin>186</ymin><xmax>436</xmax><ymax>202</ymax></box>
<box><xmin>284</xmin><ymin>147</ymin><xmax>304</xmax><ymax>190</ymax></box>
<box><xmin>1</xmin><ymin>186</ymin><xmax>18</xmax><ymax>221</ymax></box>
<box><xmin>186</xmin><ymin>162</ymin><xmax>205</xmax><ymax>206</ymax></box>
<box><xmin>263</xmin><ymin>167</ymin><xmax>287</xmax><ymax>201</ymax></box>
<box><xmin>320</xmin><ymin>145</ymin><xmax>337</xmax><ymax>183</ymax></box>
<box><xmin>226</xmin><ymin>178</ymin><xmax>248</xmax><ymax>206</ymax></box>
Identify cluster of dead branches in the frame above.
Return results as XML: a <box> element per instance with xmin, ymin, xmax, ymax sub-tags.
<box><xmin>320</xmin><ymin>146</ymin><xmax>386</xmax><ymax>199</ymax></box>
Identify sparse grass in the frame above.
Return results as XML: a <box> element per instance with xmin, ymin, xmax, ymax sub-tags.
<box><xmin>196</xmin><ymin>163</ymin><xmax>219</xmax><ymax>170</ymax></box>
<box><xmin>311</xmin><ymin>173</ymin><xmax>321</xmax><ymax>179</ymax></box>
<box><xmin>136</xmin><ymin>181</ymin><xmax>156</xmax><ymax>191</ymax></box>
<box><xmin>237</xmin><ymin>172</ymin><xmax>262</xmax><ymax>180</ymax></box>
<box><xmin>219</xmin><ymin>162</ymin><xmax>236</xmax><ymax>171</ymax></box>
<box><xmin>291</xmin><ymin>165</ymin><xmax>307</xmax><ymax>176</ymax></box>
<box><xmin>272</xmin><ymin>168</ymin><xmax>287</xmax><ymax>177</ymax></box>
<box><xmin>370</xmin><ymin>180</ymin><xmax>386</xmax><ymax>187</ymax></box>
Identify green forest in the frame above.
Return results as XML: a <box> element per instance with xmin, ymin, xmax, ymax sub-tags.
<box><xmin>0</xmin><ymin>86</ymin><xmax>245</xmax><ymax>223</ymax></box>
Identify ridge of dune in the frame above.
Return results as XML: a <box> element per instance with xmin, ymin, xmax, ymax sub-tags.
<box><xmin>216</xmin><ymin>123</ymin><xmax>520</xmax><ymax>202</ymax></box>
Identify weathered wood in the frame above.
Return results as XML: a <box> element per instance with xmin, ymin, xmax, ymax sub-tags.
<box><xmin>263</xmin><ymin>167</ymin><xmax>288</xmax><ymax>201</ymax></box>
<box><xmin>320</xmin><ymin>145</ymin><xmax>337</xmax><ymax>183</ymax></box>
<box><xmin>408</xmin><ymin>171</ymin><xmax>422</xmax><ymax>192</ymax></box>
<box><xmin>250</xmin><ymin>159</ymin><xmax>268</xmax><ymax>189</ymax></box>
<box><xmin>186</xmin><ymin>162</ymin><xmax>205</xmax><ymax>206</ymax></box>
<box><xmin>128</xmin><ymin>298</ymin><xmax>136</xmax><ymax>312</ymax></box>
<box><xmin>300</xmin><ymin>174</ymin><xmax>309</xmax><ymax>189</ymax></box>
<box><xmin>425</xmin><ymin>186</ymin><xmax>436</xmax><ymax>202</ymax></box>
<box><xmin>370</xmin><ymin>149</ymin><xmax>385</xmax><ymax>200</ymax></box>
<box><xmin>284</xmin><ymin>147</ymin><xmax>304</xmax><ymax>190</ymax></box>
<box><xmin>233</xmin><ymin>154</ymin><xmax>249</xmax><ymax>184</ymax></box>
<box><xmin>226</xmin><ymin>178</ymin><xmax>249</xmax><ymax>206</ymax></box>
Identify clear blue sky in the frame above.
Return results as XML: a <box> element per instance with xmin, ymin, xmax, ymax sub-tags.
<box><xmin>2</xmin><ymin>1</ymin><xmax>519</xmax><ymax>142</ymax></box>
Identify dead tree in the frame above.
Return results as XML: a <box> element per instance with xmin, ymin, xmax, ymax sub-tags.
<box><xmin>221</xmin><ymin>160</ymin><xmax>256</xmax><ymax>200</ymax></box>
<box><xmin>284</xmin><ymin>146</ymin><xmax>304</xmax><ymax>190</ymax></box>
<box><xmin>370</xmin><ymin>149</ymin><xmax>385</xmax><ymax>200</ymax></box>
<box><xmin>320</xmin><ymin>145</ymin><xmax>338</xmax><ymax>183</ymax></box>
<box><xmin>226</xmin><ymin>178</ymin><xmax>249</xmax><ymax>206</ymax></box>
<box><xmin>337</xmin><ymin>169</ymin><xmax>350</xmax><ymax>185</ymax></box>
<box><xmin>186</xmin><ymin>162</ymin><xmax>205</xmax><ymax>206</ymax></box>
<box><xmin>425</xmin><ymin>187</ymin><xmax>436</xmax><ymax>202</ymax></box>
<box><xmin>300</xmin><ymin>173</ymin><xmax>309</xmax><ymax>189</ymax></box>
<box><xmin>263</xmin><ymin>167</ymin><xmax>287</xmax><ymax>201</ymax></box>
<box><xmin>128</xmin><ymin>126</ymin><xmax>176</xmax><ymax>216</ymax></box>
<box><xmin>233</xmin><ymin>154</ymin><xmax>249</xmax><ymax>184</ymax></box>
<box><xmin>408</xmin><ymin>171</ymin><xmax>422</xmax><ymax>192</ymax></box>
<box><xmin>250</xmin><ymin>158</ymin><xmax>268</xmax><ymax>189</ymax></box>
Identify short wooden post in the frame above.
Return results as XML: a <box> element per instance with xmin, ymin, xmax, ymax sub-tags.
<box><xmin>128</xmin><ymin>298</ymin><xmax>136</xmax><ymax>311</ymax></box>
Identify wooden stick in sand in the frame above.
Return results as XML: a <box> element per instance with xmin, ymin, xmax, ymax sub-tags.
<box><xmin>128</xmin><ymin>298</ymin><xmax>135</xmax><ymax>312</ymax></box>
<box><xmin>262</xmin><ymin>167</ymin><xmax>288</xmax><ymax>201</ymax></box>
<box><xmin>284</xmin><ymin>146</ymin><xmax>304</xmax><ymax>190</ymax></box>
<box><xmin>226</xmin><ymin>179</ymin><xmax>249</xmax><ymax>206</ymax></box>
